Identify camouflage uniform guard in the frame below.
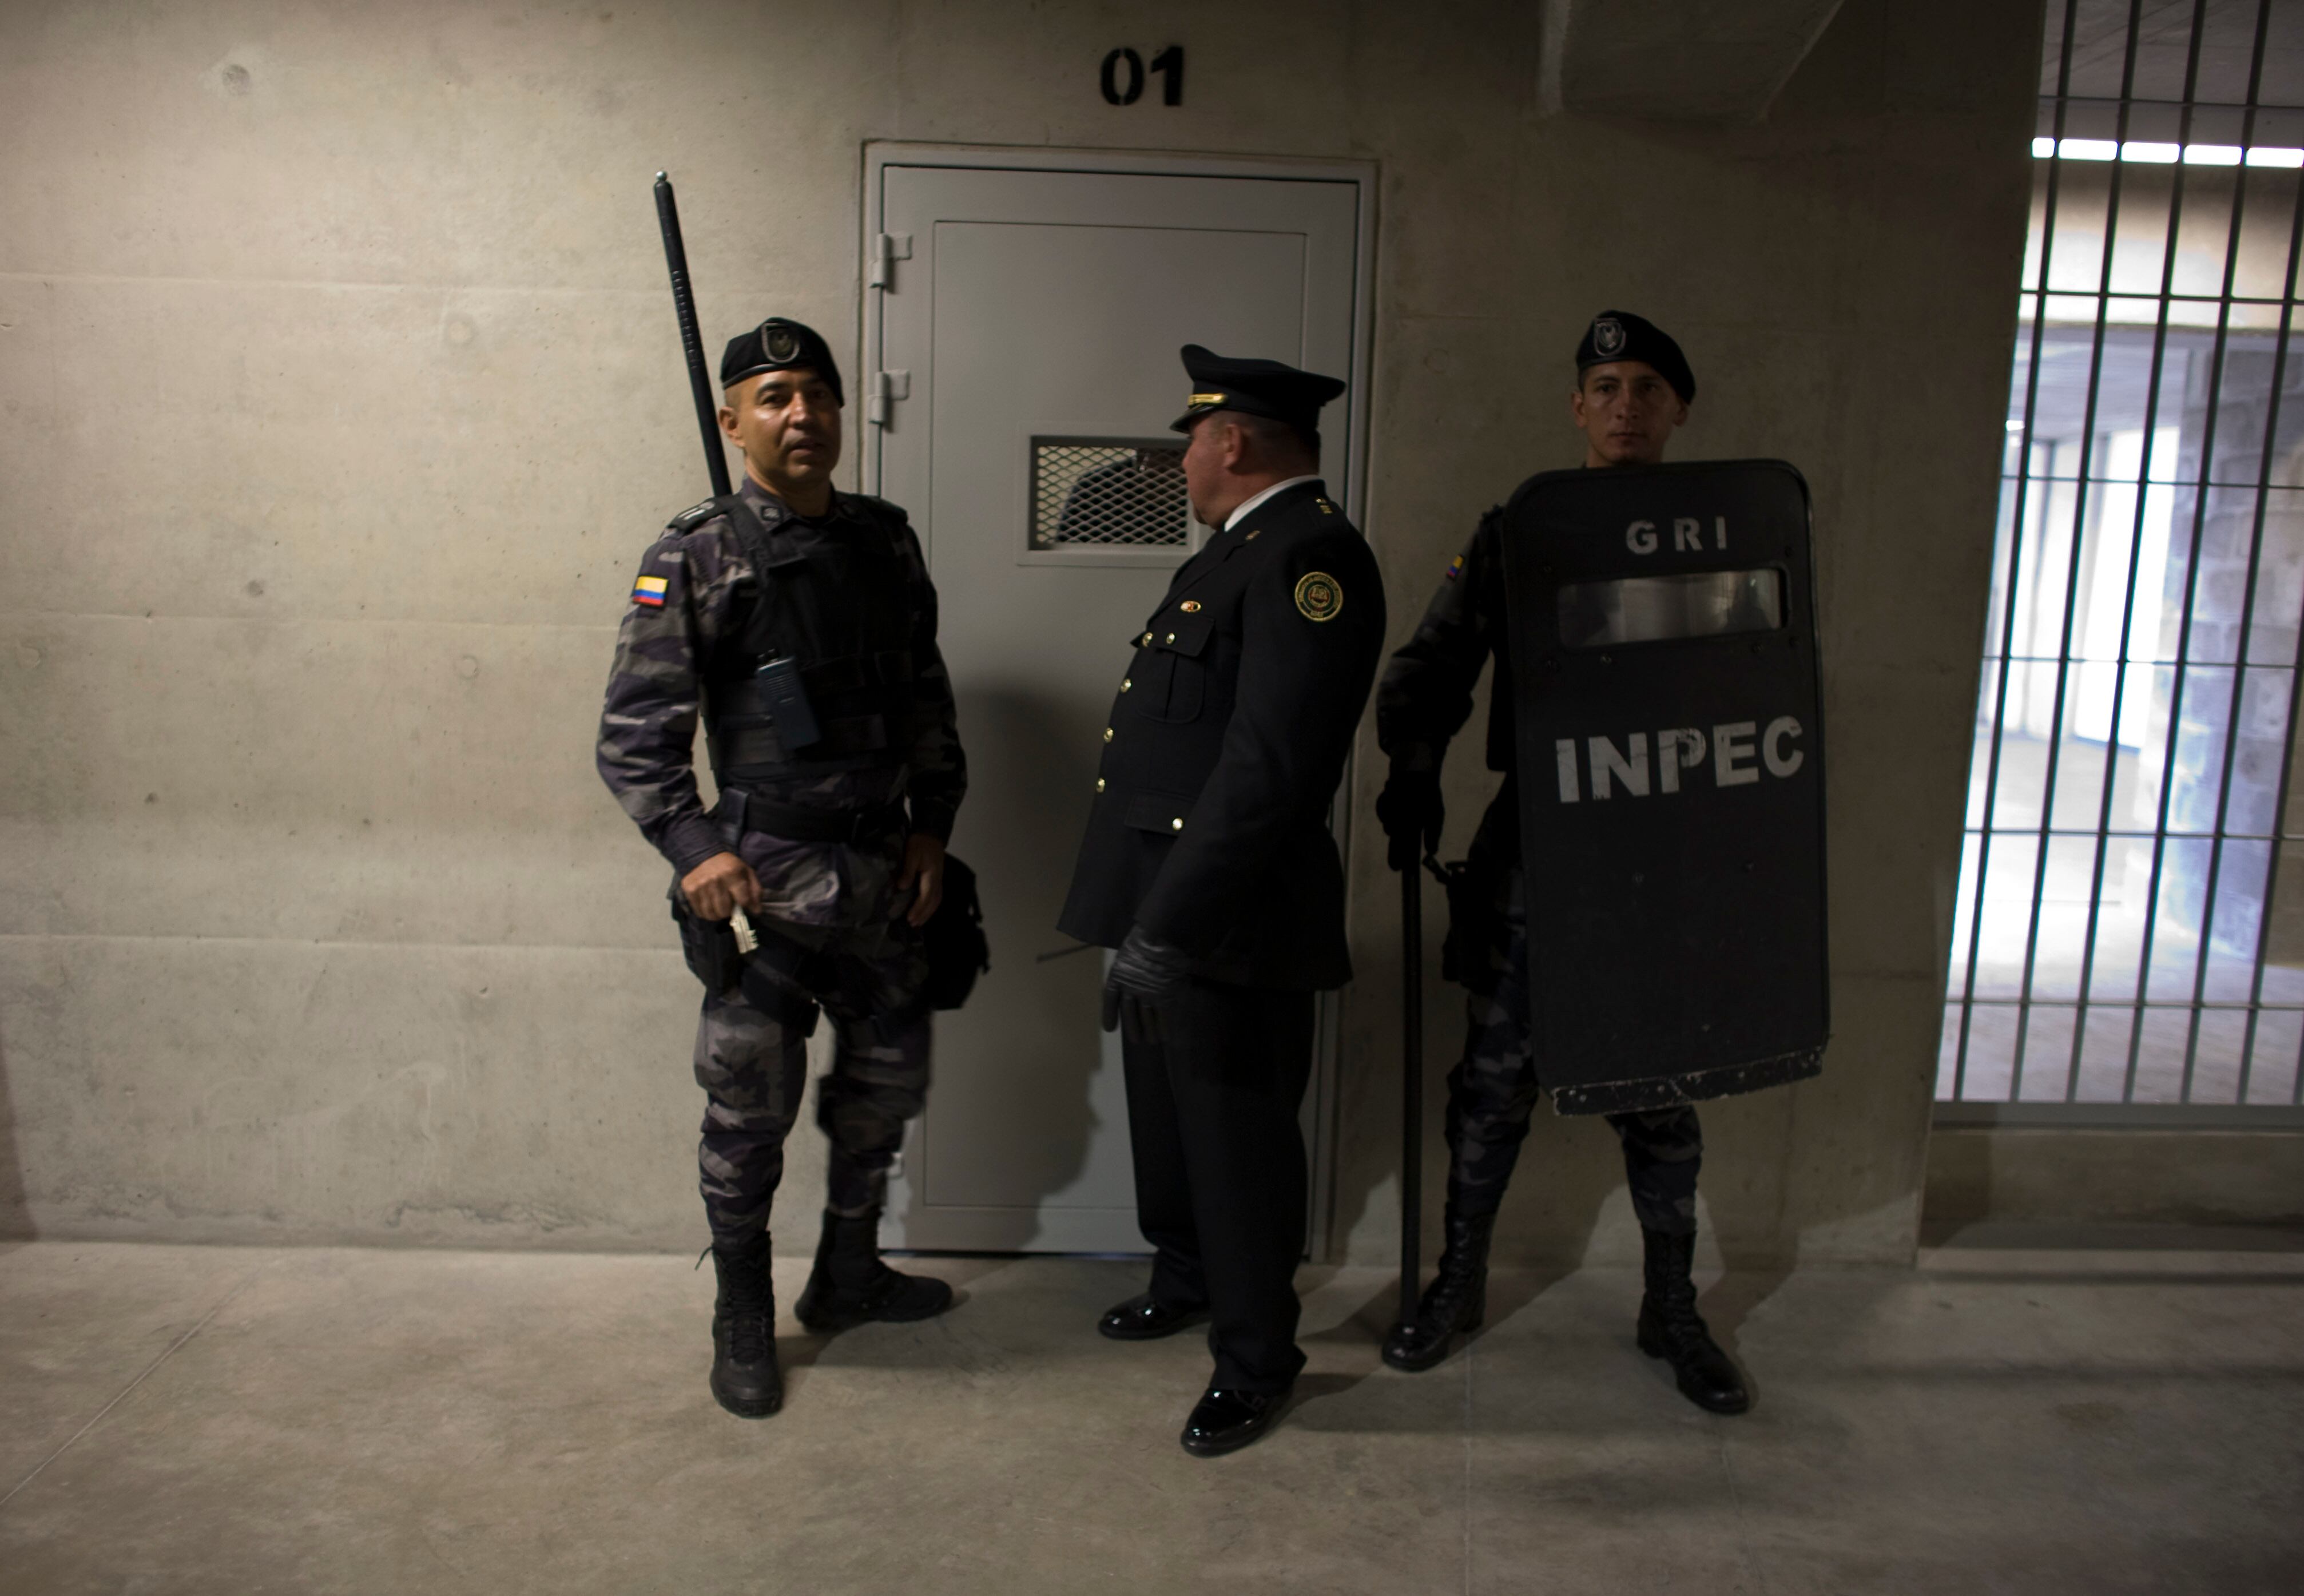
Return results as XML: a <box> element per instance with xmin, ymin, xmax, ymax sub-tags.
<box><xmin>598</xmin><ymin>317</ymin><xmax>966</xmax><ymax>1419</ymax></box>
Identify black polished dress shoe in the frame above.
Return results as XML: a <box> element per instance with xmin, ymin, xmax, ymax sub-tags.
<box><xmin>1179</xmin><ymin>1385</ymin><xmax>1290</xmax><ymax>1458</ymax></box>
<box><xmin>1097</xmin><ymin>1292</ymin><xmax>1209</xmax><ymax>1341</ymax></box>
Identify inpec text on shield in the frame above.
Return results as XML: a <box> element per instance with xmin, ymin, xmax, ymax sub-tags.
<box><xmin>1554</xmin><ymin>718</ymin><xmax>1805</xmax><ymax>802</ymax></box>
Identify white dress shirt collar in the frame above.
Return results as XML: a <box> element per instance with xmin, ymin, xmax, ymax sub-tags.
<box><xmin>1221</xmin><ymin>475</ymin><xmax>1323</xmax><ymax>533</ymax></box>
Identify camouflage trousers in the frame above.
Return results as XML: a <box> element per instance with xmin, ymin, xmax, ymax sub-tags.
<box><xmin>1446</xmin><ymin>864</ymin><xmax>1702</xmax><ymax>1236</ymax></box>
<box><xmin>692</xmin><ymin>910</ymin><xmax>932</xmax><ymax>1244</ymax></box>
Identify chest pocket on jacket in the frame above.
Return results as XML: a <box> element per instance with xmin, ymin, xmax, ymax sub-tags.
<box><xmin>1140</xmin><ymin>610</ymin><xmax>1218</xmax><ymax>724</ymax></box>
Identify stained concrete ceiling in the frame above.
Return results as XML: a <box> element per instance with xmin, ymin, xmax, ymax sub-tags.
<box><xmin>1541</xmin><ymin>0</ymin><xmax>1849</xmax><ymax>122</ymax></box>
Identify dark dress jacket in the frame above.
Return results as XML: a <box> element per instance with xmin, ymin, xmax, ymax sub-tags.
<box><xmin>1056</xmin><ymin>480</ymin><xmax>1387</xmax><ymax>990</ymax></box>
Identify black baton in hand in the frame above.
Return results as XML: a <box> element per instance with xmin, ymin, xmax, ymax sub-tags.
<box><xmin>653</xmin><ymin>172</ymin><xmax>732</xmax><ymax>499</ymax></box>
<box><xmin>1396</xmin><ymin>855</ymin><xmax>1425</xmax><ymax>1332</ymax></box>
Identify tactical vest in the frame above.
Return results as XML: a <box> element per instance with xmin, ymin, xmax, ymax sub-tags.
<box><xmin>693</xmin><ymin>493</ymin><xmax>923</xmax><ymax>788</ymax></box>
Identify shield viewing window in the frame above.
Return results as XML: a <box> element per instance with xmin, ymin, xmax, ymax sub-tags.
<box><xmin>1557</xmin><ymin>569</ymin><xmax>1785</xmax><ymax>649</ymax></box>
<box><xmin>1031</xmin><ymin>438</ymin><xmax>1190</xmax><ymax>553</ymax></box>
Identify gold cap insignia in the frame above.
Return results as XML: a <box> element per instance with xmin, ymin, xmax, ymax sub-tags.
<box><xmin>1188</xmin><ymin>392</ymin><xmax>1226</xmax><ymax>407</ymax></box>
<box><xmin>1294</xmin><ymin>571</ymin><xmax>1342</xmax><ymax>622</ymax></box>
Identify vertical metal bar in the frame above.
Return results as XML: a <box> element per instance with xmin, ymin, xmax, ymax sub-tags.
<box><xmin>2065</xmin><ymin>0</ymin><xmax>2187</xmax><ymax>1101</ymax></box>
<box><xmin>2122</xmin><ymin>0</ymin><xmax>2221</xmax><ymax>1103</ymax></box>
<box><xmin>2009</xmin><ymin>0</ymin><xmax>2148</xmax><ymax>1103</ymax></box>
<box><xmin>2235</xmin><ymin>188</ymin><xmax>2304</xmax><ymax>1103</ymax></box>
<box><xmin>2175</xmin><ymin>0</ymin><xmax>2278</xmax><ymax>1105</ymax></box>
<box><xmin>1952</xmin><ymin>0</ymin><xmax>2084</xmax><ymax>1101</ymax></box>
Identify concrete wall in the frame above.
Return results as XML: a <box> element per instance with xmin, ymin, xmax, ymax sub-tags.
<box><xmin>0</xmin><ymin>0</ymin><xmax>2040</xmax><ymax>1263</ymax></box>
<box><xmin>1928</xmin><ymin>1126</ymin><xmax>2304</xmax><ymax>1228</ymax></box>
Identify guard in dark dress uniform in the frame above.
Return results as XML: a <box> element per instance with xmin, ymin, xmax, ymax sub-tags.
<box><xmin>1058</xmin><ymin>346</ymin><xmax>1385</xmax><ymax>1457</ymax></box>
<box><xmin>1373</xmin><ymin>312</ymin><xmax>1749</xmax><ymax>1414</ymax></box>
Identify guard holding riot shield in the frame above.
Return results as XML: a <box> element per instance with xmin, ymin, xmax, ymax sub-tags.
<box><xmin>1376</xmin><ymin>312</ymin><xmax>1828</xmax><ymax>1415</ymax></box>
<box><xmin>598</xmin><ymin>313</ymin><xmax>971</xmax><ymax>1420</ymax></box>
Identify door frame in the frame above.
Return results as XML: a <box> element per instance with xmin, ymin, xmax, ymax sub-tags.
<box><xmin>859</xmin><ymin>141</ymin><xmax>1379</xmax><ymax>1261</ymax></box>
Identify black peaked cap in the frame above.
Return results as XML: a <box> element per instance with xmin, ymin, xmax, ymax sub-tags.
<box><xmin>1575</xmin><ymin>310</ymin><xmax>1695</xmax><ymax>403</ymax></box>
<box><xmin>721</xmin><ymin>317</ymin><xmax>844</xmax><ymax>406</ymax></box>
<box><xmin>1170</xmin><ymin>344</ymin><xmax>1346</xmax><ymax>434</ymax></box>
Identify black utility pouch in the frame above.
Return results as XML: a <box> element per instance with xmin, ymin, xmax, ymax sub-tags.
<box><xmin>1435</xmin><ymin>857</ymin><xmax>1497</xmax><ymax>990</ymax></box>
<box><xmin>921</xmin><ymin>853</ymin><xmax>991</xmax><ymax>1011</ymax></box>
<box><xmin>669</xmin><ymin>884</ymin><xmax>746</xmax><ymax>996</ymax></box>
<box><xmin>753</xmin><ymin>656</ymin><xmax>823</xmax><ymax>749</ymax></box>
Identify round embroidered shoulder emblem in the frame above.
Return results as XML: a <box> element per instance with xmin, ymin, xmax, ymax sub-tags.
<box><xmin>1294</xmin><ymin>571</ymin><xmax>1343</xmax><ymax>622</ymax></box>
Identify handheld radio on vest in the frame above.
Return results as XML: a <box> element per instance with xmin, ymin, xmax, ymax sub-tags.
<box><xmin>752</xmin><ymin>657</ymin><xmax>823</xmax><ymax>750</ymax></box>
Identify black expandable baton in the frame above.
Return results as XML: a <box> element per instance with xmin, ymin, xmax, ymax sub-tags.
<box><xmin>653</xmin><ymin>172</ymin><xmax>732</xmax><ymax>499</ymax></box>
<box><xmin>1396</xmin><ymin>857</ymin><xmax>1425</xmax><ymax>1331</ymax></box>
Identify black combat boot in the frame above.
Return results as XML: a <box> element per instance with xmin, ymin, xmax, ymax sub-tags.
<box><xmin>1636</xmin><ymin>1226</ymin><xmax>1750</xmax><ymax>1414</ymax></box>
<box><xmin>708</xmin><ymin>1232</ymin><xmax>782</xmax><ymax>1419</ymax></box>
<box><xmin>1381</xmin><ymin>1206</ymin><xmax>1497</xmax><ymax>1372</ymax></box>
<box><xmin>793</xmin><ymin>1209</ymin><xmax>954</xmax><ymax>1332</ymax></box>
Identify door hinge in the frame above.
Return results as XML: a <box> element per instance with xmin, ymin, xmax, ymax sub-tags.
<box><xmin>867</xmin><ymin>232</ymin><xmax>913</xmax><ymax>290</ymax></box>
<box><xmin>868</xmin><ymin>369</ymin><xmax>911</xmax><ymax>427</ymax></box>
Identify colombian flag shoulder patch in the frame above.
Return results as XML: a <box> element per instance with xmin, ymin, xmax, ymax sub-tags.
<box><xmin>631</xmin><ymin>574</ymin><xmax>669</xmax><ymax>607</ymax></box>
<box><xmin>1443</xmin><ymin>554</ymin><xmax>1465</xmax><ymax>583</ymax></box>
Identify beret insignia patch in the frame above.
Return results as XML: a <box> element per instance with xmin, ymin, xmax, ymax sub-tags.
<box><xmin>1592</xmin><ymin>315</ymin><xmax>1626</xmax><ymax>358</ymax></box>
<box><xmin>764</xmin><ymin>323</ymin><xmax>800</xmax><ymax>362</ymax></box>
<box><xmin>1294</xmin><ymin>571</ymin><xmax>1342</xmax><ymax>622</ymax></box>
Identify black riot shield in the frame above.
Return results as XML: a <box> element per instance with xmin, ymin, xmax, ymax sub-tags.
<box><xmin>1499</xmin><ymin>460</ymin><xmax>1827</xmax><ymax>1115</ymax></box>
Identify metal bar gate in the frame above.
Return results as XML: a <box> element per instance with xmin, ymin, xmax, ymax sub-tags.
<box><xmin>1940</xmin><ymin>0</ymin><xmax>2304</xmax><ymax>1123</ymax></box>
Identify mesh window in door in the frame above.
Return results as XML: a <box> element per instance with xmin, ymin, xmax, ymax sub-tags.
<box><xmin>1032</xmin><ymin>438</ymin><xmax>1190</xmax><ymax>550</ymax></box>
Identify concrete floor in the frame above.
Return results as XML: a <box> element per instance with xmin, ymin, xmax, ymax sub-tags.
<box><xmin>1</xmin><ymin>1236</ymin><xmax>2299</xmax><ymax>1595</ymax></box>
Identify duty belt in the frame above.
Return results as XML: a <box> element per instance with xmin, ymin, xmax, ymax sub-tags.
<box><xmin>716</xmin><ymin>787</ymin><xmax>908</xmax><ymax>845</ymax></box>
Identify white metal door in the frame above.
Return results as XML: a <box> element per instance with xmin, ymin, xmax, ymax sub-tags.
<box><xmin>866</xmin><ymin>148</ymin><xmax>1371</xmax><ymax>1253</ymax></box>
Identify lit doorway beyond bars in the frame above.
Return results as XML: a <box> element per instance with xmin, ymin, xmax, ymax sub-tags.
<box><xmin>1941</xmin><ymin>0</ymin><xmax>2304</xmax><ymax>1123</ymax></box>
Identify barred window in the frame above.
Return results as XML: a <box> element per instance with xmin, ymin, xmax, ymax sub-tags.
<box><xmin>1940</xmin><ymin>0</ymin><xmax>2304</xmax><ymax>1123</ymax></box>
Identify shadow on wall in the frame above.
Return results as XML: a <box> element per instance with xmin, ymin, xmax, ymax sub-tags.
<box><xmin>1331</xmin><ymin>989</ymin><xmax>1808</xmax><ymax>1342</ymax></box>
<box><xmin>0</xmin><ymin>1025</ymin><xmax>31</xmax><ymax>1238</ymax></box>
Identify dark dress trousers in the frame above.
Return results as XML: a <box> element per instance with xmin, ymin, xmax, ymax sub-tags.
<box><xmin>1058</xmin><ymin>479</ymin><xmax>1386</xmax><ymax>1392</ymax></box>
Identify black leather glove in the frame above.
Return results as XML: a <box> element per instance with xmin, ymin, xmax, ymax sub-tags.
<box><xmin>1375</xmin><ymin>764</ymin><xmax>1444</xmax><ymax>872</ymax></box>
<box><xmin>1101</xmin><ymin>925</ymin><xmax>1193</xmax><ymax>1043</ymax></box>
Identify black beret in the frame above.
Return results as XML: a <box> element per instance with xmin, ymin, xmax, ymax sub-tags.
<box><xmin>1170</xmin><ymin>343</ymin><xmax>1346</xmax><ymax>434</ymax></box>
<box><xmin>720</xmin><ymin>317</ymin><xmax>844</xmax><ymax>406</ymax></box>
<box><xmin>1575</xmin><ymin>310</ymin><xmax>1695</xmax><ymax>404</ymax></box>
